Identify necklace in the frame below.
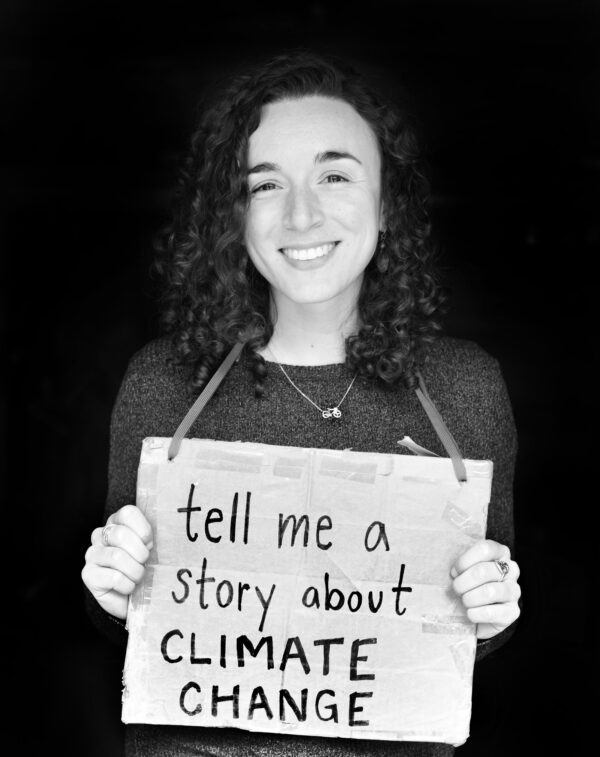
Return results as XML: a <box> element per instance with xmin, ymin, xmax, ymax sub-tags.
<box><xmin>267</xmin><ymin>346</ymin><xmax>357</xmax><ymax>419</ymax></box>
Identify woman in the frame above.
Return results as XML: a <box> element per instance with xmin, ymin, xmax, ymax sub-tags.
<box><xmin>82</xmin><ymin>51</ymin><xmax>520</xmax><ymax>756</ymax></box>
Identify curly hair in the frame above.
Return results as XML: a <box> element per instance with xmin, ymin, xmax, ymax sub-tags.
<box><xmin>154</xmin><ymin>50</ymin><xmax>446</xmax><ymax>396</ymax></box>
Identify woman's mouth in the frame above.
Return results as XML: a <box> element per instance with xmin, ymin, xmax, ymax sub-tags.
<box><xmin>279</xmin><ymin>242</ymin><xmax>338</xmax><ymax>261</ymax></box>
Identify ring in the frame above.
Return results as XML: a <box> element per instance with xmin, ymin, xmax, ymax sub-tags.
<box><xmin>102</xmin><ymin>523</ymin><xmax>115</xmax><ymax>547</ymax></box>
<box><xmin>494</xmin><ymin>559</ymin><xmax>510</xmax><ymax>581</ymax></box>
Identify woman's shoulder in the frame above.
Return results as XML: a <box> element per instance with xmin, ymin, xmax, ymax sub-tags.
<box><xmin>421</xmin><ymin>337</ymin><xmax>516</xmax><ymax>457</ymax></box>
<box><xmin>421</xmin><ymin>336</ymin><xmax>510</xmax><ymax>410</ymax></box>
<box><xmin>119</xmin><ymin>336</ymin><xmax>187</xmax><ymax>394</ymax></box>
<box><xmin>423</xmin><ymin>336</ymin><xmax>502</xmax><ymax>381</ymax></box>
<box><xmin>111</xmin><ymin>336</ymin><xmax>191</xmax><ymax>431</ymax></box>
<box><xmin>126</xmin><ymin>335</ymin><xmax>175</xmax><ymax>372</ymax></box>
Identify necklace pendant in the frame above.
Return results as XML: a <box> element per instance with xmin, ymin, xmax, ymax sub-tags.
<box><xmin>331</xmin><ymin>407</ymin><xmax>342</xmax><ymax>418</ymax></box>
<box><xmin>322</xmin><ymin>408</ymin><xmax>333</xmax><ymax>419</ymax></box>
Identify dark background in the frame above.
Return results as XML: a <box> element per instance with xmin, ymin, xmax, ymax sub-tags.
<box><xmin>3</xmin><ymin>0</ymin><xmax>598</xmax><ymax>754</ymax></box>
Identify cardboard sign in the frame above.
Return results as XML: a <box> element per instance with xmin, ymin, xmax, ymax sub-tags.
<box><xmin>122</xmin><ymin>438</ymin><xmax>492</xmax><ymax>746</ymax></box>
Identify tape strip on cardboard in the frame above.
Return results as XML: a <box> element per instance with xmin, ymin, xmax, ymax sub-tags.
<box><xmin>194</xmin><ymin>448</ymin><xmax>263</xmax><ymax>474</ymax></box>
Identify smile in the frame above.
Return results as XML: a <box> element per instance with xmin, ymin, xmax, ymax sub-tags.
<box><xmin>279</xmin><ymin>242</ymin><xmax>338</xmax><ymax>261</ymax></box>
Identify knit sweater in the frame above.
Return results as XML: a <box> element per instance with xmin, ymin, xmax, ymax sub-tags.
<box><xmin>87</xmin><ymin>335</ymin><xmax>517</xmax><ymax>757</ymax></box>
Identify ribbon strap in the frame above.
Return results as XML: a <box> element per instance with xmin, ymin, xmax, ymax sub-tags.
<box><xmin>415</xmin><ymin>372</ymin><xmax>467</xmax><ymax>482</ymax></box>
<box><xmin>167</xmin><ymin>342</ymin><xmax>245</xmax><ymax>461</ymax></box>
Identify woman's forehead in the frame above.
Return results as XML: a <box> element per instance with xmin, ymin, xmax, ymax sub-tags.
<box><xmin>248</xmin><ymin>95</ymin><xmax>380</xmax><ymax>166</ymax></box>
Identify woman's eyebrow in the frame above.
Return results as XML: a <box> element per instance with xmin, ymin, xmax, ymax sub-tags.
<box><xmin>316</xmin><ymin>150</ymin><xmax>362</xmax><ymax>165</ymax></box>
<box><xmin>247</xmin><ymin>161</ymin><xmax>280</xmax><ymax>175</ymax></box>
<box><xmin>248</xmin><ymin>151</ymin><xmax>362</xmax><ymax>175</ymax></box>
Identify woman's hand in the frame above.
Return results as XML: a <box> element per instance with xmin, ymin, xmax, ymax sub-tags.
<box><xmin>82</xmin><ymin>505</ymin><xmax>153</xmax><ymax>620</ymax></box>
<box><xmin>451</xmin><ymin>539</ymin><xmax>521</xmax><ymax>640</ymax></box>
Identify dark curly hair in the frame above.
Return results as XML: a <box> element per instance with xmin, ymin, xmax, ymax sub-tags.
<box><xmin>154</xmin><ymin>51</ymin><xmax>446</xmax><ymax>396</ymax></box>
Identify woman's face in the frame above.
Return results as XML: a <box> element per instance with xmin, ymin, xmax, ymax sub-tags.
<box><xmin>244</xmin><ymin>95</ymin><xmax>383</xmax><ymax>310</ymax></box>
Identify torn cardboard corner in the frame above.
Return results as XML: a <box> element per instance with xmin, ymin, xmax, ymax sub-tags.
<box><xmin>123</xmin><ymin>437</ymin><xmax>492</xmax><ymax>746</ymax></box>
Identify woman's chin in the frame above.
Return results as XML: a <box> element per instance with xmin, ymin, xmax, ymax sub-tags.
<box><xmin>275</xmin><ymin>280</ymin><xmax>360</xmax><ymax>309</ymax></box>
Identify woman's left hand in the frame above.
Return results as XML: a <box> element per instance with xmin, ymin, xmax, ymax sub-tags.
<box><xmin>450</xmin><ymin>539</ymin><xmax>521</xmax><ymax>640</ymax></box>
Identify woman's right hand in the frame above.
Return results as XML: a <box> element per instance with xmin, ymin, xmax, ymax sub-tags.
<box><xmin>82</xmin><ymin>505</ymin><xmax>153</xmax><ymax>620</ymax></box>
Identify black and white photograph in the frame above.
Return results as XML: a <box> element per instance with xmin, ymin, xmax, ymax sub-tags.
<box><xmin>4</xmin><ymin>1</ymin><xmax>597</xmax><ymax>755</ymax></box>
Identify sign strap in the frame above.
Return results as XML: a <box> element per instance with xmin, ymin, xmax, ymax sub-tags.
<box><xmin>167</xmin><ymin>342</ymin><xmax>245</xmax><ymax>460</ymax></box>
<box><xmin>415</xmin><ymin>372</ymin><xmax>468</xmax><ymax>482</ymax></box>
<box><xmin>167</xmin><ymin>343</ymin><xmax>467</xmax><ymax>482</ymax></box>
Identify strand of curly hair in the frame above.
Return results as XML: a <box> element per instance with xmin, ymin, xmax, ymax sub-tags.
<box><xmin>152</xmin><ymin>51</ymin><xmax>446</xmax><ymax>398</ymax></box>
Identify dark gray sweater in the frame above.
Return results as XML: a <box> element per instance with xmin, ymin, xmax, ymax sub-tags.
<box><xmin>89</xmin><ymin>335</ymin><xmax>517</xmax><ymax>757</ymax></box>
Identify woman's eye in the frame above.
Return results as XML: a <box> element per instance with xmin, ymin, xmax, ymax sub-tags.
<box><xmin>251</xmin><ymin>182</ymin><xmax>278</xmax><ymax>193</ymax></box>
<box><xmin>323</xmin><ymin>174</ymin><xmax>348</xmax><ymax>184</ymax></box>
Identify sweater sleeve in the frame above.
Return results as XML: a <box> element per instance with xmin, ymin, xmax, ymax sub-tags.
<box><xmin>469</xmin><ymin>354</ymin><xmax>519</xmax><ymax>662</ymax></box>
<box><xmin>85</xmin><ymin>344</ymin><xmax>167</xmax><ymax>647</ymax></box>
<box><xmin>421</xmin><ymin>340</ymin><xmax>519</xmax><ymax>662</ymax></box>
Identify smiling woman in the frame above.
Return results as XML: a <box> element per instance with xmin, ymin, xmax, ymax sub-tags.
<box><xmin>150</xmin><ymin>51</ymin><xmax>446</xmax><ymax>383</ymax></box>
<box><xmin>82</xmin><ymin>51</ymin><xmax>520</xmax><ymax>757</ymax></box>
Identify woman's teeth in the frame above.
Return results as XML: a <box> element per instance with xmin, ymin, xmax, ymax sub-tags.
<box><xmin>281</xmin><ymin>242</ymin><xmax>336</xmax><ymax>260</ymax></box>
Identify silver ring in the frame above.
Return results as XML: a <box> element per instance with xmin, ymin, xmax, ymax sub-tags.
<box><xmin>102</xmin><ymin>523</ymin><xmax>115</xmax><ymax>547</ymax></box>
<box><xmin>494</xmin><ymin>559</ymin><xmax>509</xmax><ymax>581</ymax></box>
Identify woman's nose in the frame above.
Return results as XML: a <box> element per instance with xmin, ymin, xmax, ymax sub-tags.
<box><xmin>283</xmin><ymin>185</ymin><xmax>324</xmax><ymax>231</ymax></box>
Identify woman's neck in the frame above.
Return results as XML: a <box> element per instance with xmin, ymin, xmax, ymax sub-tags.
<box><xmin>263</xmin><ymin>295</ymin><xmax>359</xmax><ymax>366</ymax></box>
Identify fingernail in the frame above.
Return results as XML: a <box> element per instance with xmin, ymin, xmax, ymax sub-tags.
<box><xmin>450</xmin><ymin>566</ymin><xmax>458</xmax><ymax>578</ymax></box>
<box><xmin>147</xmin><ymin>541</ymin><xmax>154</xmax><ymax>551</ymax></box>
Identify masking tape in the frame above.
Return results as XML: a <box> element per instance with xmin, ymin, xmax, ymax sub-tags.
<box><xmin>130</xmin><ymin>565</ymin><xmax>155</xmax><ymax>611</ymax></box>
<box><xmin>194</xmin><ymin>448</ymin><xmax>263</xmax><ymax>474</ymax></box>
<box><xmin>318</xmin><ymin>455</ymin><xmax>378</xmax><ymax>484</ymax></box>
<box><xmin>273</xmin><ymin>457</ymin><xmax>307</xmax><ymax>479</ymax></box>
<box><xmin>421</xmin><ymin>614</ymin><xmax>471</xmax><ymax>635</ymax></box>
<box><xmin>449</xmin><ymin>639</ymin><xmax>474</xmax><ymax>680</ymax></box>
<box><xmin>442</xmin><ymin>502</ymin><xmax>484</xmax><ymax>538</ymax></box>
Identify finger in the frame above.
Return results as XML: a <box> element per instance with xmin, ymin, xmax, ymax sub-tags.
<box><xmin>80</xmin><ymin>565</ymin><xmax>129</xmax><ymax>619</ymax></box>
<box><xmin>85</xmin><ymin>544</ymin><xmax>147</xmax><ymax>584</ymax></box>
<box><xmin>111</xmin><ymin>505</ymin><xmax>153</xmax><ymax>546</ymax></box>
<box><xmin>453</xmin><ymin>559</ymin><xmax>520</xmax><ymax>595</ymax></box>
<box><xmin>82</xmin><ymin>563</ymin><xmax>137</xmax><ymax>597</ymax></box>
<box><xmin>451</xmin><ymin>539</ymin><xmax>511</xmax><ymax>578</ymax></box>
<box><xmin>460</xmin><ymin>579</ymin><xmax>521</xmax><ymax>609</ymax></box>
<box><xmin>91</xmin><ymin>589</ymin><xmax>128</xmax><ymax>620</ymax></box>
<box><xmin>91</xmin><ymin>525</ymin><xmax>151</xmax><ymax>563</ymax></box>
<box><xmin>466</xmin><ymin>601</ymin><xmax>520</xmax><ymax>627</ymax></box>
<box><xmin>91</xmin><ymin>527</ymin><xmax>104</xmax><ymax>546</ymax></box>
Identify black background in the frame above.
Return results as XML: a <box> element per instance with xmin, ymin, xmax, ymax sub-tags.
<box><xmin>3</xmin><ymin>0</ymin><xmax>598</xmax><ymax>754</ymax></box>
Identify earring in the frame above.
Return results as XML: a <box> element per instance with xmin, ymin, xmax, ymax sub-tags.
<box><xmin>376</xmin><ymin>230</ymin><xmax>389</xmax><ymax>273</ymax></box>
